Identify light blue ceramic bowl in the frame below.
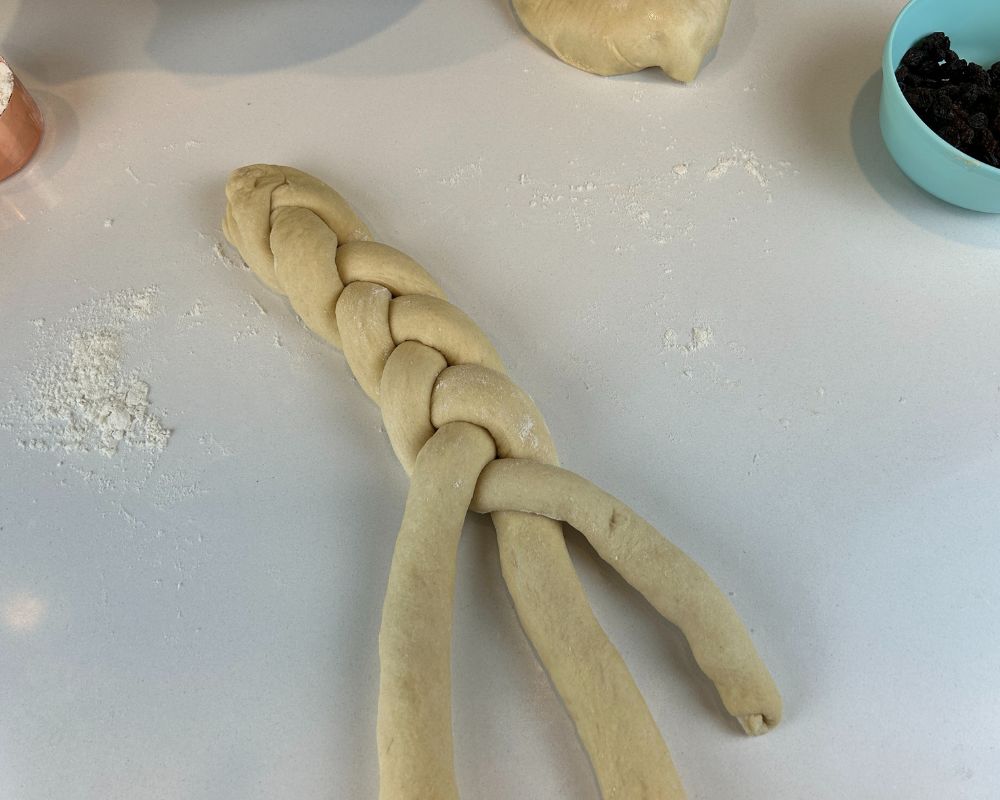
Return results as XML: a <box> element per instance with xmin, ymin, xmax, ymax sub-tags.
<box><xmin>880</xmin><ymin>0</ymin><xmax>1000</xmax><ymax>212</ymax></box>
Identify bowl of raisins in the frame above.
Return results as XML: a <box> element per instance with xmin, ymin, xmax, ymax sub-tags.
<box><xmin>880</xmin><ymin>0</ymin><xmax>1000</xmax><ymax>212</ymax></box>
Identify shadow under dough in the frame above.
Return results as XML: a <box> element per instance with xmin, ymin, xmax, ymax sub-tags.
<box><xmin>146</xmin><ymin>0</ymin><xmax>422</xmax><ymax>74</ymax></box>
<box><xmin>698</xmin><ymin>0</ymin><xmax>757</xmax><ymax>82</ymax></box>
<box><xmin>1</xmin><ymin>0</ymin><xmax>421</xmax><ymax>79</ymax></box>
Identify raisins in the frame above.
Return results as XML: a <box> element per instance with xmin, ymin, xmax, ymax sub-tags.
<box><xmin>896</xmin><ymin>32</ymin><xmax>1000</xmax><ymax>168</ymax></box>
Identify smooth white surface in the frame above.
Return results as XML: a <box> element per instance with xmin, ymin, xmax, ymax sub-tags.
<box><xmin>2</xmin><ymin>1</ymin><xmax>999</xmax><ymax>798</ymax></box>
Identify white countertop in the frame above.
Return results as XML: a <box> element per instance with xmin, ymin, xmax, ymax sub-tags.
<box><xmin>2</xmin><ymin>1</ymin><xmax>999</xmax><ymax>798</ymax></box>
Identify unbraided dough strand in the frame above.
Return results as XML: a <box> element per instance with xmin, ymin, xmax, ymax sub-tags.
<box><xmin>377</xmin><ymin>420</ymin><xmax>496</xmax><ymax>799</ymax></box>
<box><xmin>222</xmin><ymin>164</ymin><xmax>780</xmax><ymax>800</ymax></box>
<box><xmin>471</xmin><ymin>458</ymin><xmax>782</xmax><ymax>734</ymax></box>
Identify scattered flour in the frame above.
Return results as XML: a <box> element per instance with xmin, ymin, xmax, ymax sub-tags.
<box><xmin>1</xmin><ymin>272</ymin><xmax>268</xmax><ymax>541</ymax></box>
<box><xmin>232</xmin><ymin>326</ymin><xmax>260</xmax><ymax>343</ymax></box>
<box><xmin>705</xmin><ymin>146</ymin><xmax>780</xmax><ymax>192</ymax></box>
<box><xmin>212</xmin><ymin>240</ymin><xmax>248</xmax><ymax>272</ymax></box>
<box><xmin>499</xmin><ymin>147</ymin><xmax>790</xmax><ymax>248</ymax></box>
<box><xmin>0</xmin><ymin>60</ymin><xmax>14</xmax><ymax>116</ymax></box>
<box><xmin>3</xmin><ymin>287</ymin><xmax>170</xmax><ymax>457</ymax></box>
<box><xmin>439</xmin><ymin>159</ymin><xmax>483</xmax><ymax>186</ymax></box>
<box><xmin>664</xmin><ymin>325</ymin><xmax>715</xmax><ymax>353</ymax></box>
<box><xmin>688</xmin><ymin>326</ymin><xmax>714</xmax><ymax>351</ymax></box>
<box><xmin>249</xmin><ymin>295</ymin><xmax>268</xmax><ymax>316</ymax></box>
<box><xmin>198</xmin><ymin>433</ymin><xmax>234</xmax><ymax>457</ymax></box>
<box><xmin>517</xmin><ymin>416</ymin><xmax>539</xmax><ymax>449</ymax></box>
<box><xmin>198</xmin><ymin>238</ymin><xmax>311</xmax><ymax>367</ymax></box>
<box><xmin>181</xmin><ymin>298</ymin><xmax>207</xmax><ymax>326</ymax></box>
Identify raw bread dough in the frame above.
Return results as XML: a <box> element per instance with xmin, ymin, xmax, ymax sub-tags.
<box><xmin>471</xmin><ymin>458</ymin><xmax>782</xmax><ymax>735</ymax></box>
<box><xmin>512</xmin><ymin>0</ymin><xmax>732</xmax><ymax>82</ymax></box>
<box><xmin>377</xmin><ymin>421</ymin><xmax>496</xmax><ymax>799</ymax></box>
<box><xmin>222</xmin><ymin>164</ymin><xmax>781</xmax><ymax>800</ymax></box>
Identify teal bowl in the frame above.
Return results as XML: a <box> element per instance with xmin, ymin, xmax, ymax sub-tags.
<box><xmin>879</xmin><ymin>0</ymin><xmax>1000</xmax><ymax>212</ymax></box>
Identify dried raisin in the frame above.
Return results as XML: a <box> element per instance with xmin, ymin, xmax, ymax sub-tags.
<box><xmin>896</xmin><ymin>32</ymin><xmax>1000</xmax><ymax>167</ymax></box>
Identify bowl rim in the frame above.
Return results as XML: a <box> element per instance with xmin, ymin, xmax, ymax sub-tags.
<box><xmin>882</xmin><ymin>0</ymin><xmax>1000</xmax><ymax>177</ymax></box>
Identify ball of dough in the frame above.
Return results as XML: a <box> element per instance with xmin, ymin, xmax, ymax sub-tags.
<box><xmin>513</xmin><ymin>0</ymin><xmax>731</xmax><ymax>82</ymax></box>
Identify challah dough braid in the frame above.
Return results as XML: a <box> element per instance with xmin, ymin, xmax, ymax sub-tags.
<box><xmin>223</xmin><ymin>164</ymin><xmax>781</xmax><ymax>800</ymax></box>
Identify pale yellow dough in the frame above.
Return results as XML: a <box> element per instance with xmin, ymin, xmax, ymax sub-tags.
<box><xmin>471</xmin><ymin>458</ymin><xmax>781</xmax><ymax>734</ymax></box>
<box><xmin>513</xmin><ymin>0</ymin><xmax>732</xmax><ymax>82</ymax></box>
<box><xmin>222</xmin><ymin>164</ymin><xmax>781</xmax><ymax>800</ymax></box>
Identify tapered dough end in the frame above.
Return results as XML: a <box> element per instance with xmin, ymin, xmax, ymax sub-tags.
<box><xmin>470</xmin><ymin>457</ymin><xmax>784</xmax><ymax>744</ymax></box>
<box><xmin>722</xmin><ymin>667</ymin><xmax>782</xmax><ymax>736</ymax></box>
<box><xmin>223</xmin><ymin>165</ymin><xmax>287</xmax><ymax>283</ymax></box>
<box><xmin>739</xmin><ymin>713</ymin><xmax>774</xmax><ymax>737</ymax></box>
<box><xmin>270</xmin><ymin>205</ymin><xmax>344</xmax><ymax>348</ymax></box>
<box><xmin>512</xmin><ymin>0</ymin><xmax>731</xmax><ymax>83</ymax></box>
<box><xmin>223</xmin><ymin>164</ymin><xmax>372</xmax><ymax>293</ymax></box>
<box><xmin>716</xmin><ymin>666</ymin><xmax>783</xmax><ymax>737</ymax></box>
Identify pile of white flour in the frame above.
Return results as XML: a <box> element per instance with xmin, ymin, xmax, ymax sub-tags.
<box><xmin>4</xmin><ymin>287</ymin><xmax>170</xmax><ymax>457</ymax></box>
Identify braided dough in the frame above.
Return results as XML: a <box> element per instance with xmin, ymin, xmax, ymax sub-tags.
<box><xmin>222</xmin><ymin>164</ymin><xmax>781</xmax><ymax>799</ymax></box>
<box><xmin>512</xmin><ymin>0</ymin><xmax>732</xmax><ymax>82</ymax></box>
